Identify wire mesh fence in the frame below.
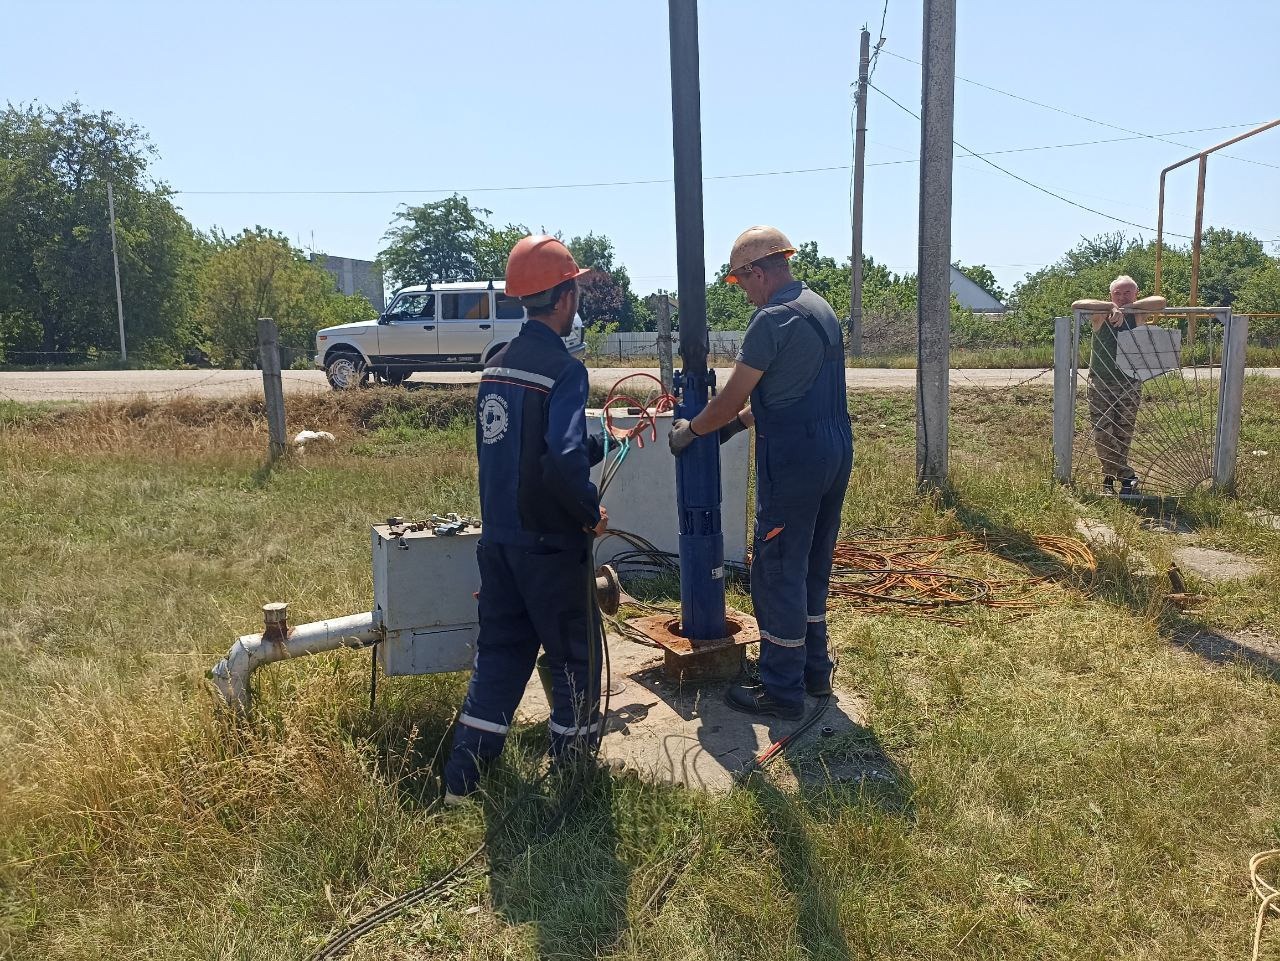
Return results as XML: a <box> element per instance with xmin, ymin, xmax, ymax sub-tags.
<box><xmin>1065</xmin><ymin>307</ymin><xmax>1236</xmax><ymax>498</ymax></box>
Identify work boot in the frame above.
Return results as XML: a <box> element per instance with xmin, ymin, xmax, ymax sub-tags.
<box><xmin>1101</xmin><ymin>475</ymin><xmax>1117</xmax><ymax>495</ymax></box>
<box><xmin>724</xmin><ymin>683</ymin><xmax>803</xmax><ymax>721</ymax></box>
<box><xmin>443</xmin><ymin>788</ymin><xmax>476</xmax><ymax>809</ymax></box>
<box><xmin>1120</xmin><ymin>475</ymin><xmax>1140</xmax><ymax>496</ymax></box>
<box><xmin>805</xmin><ymin>672</ymin><xmax>834</xmax><ymax>697</ymax></box>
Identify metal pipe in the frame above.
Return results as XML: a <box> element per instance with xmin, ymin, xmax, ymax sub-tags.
<box><xmin>210</xmin><ymin>608</ymin><xmax>381</xmax><ymax>713</ymax></box>
<box><xmin>1188</xmin><ymin>155</ymin><xmax>1209</xmax><ymax>345</ymax></box>
<box><xmin>1214</xmin><ymin>311</ymin><xmax>1249</xmax><ymax>493</ymax></box>
<box><xmin>1155</xmin><ymin>169</ymin><xmax>1168</xmax><ymax>293</ymax></box>
<box><xmin>1153</xmin><ymin>118</ymin><xmax>1280</xmax><ymax>297</ymax></box>
<box><xmin>669</xmin><ymin>0</ymin><xmax>707</xmax><ymax>379</ymax></box>
<box><xmin>668</xmin><ymin>0</ymin><xmax>726</xmax><ymax>644</ymax></box>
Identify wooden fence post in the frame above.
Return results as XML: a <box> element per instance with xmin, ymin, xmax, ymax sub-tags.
<box><xmin>257</xmin><ymin>317</ymin><xmax>287</xmax><ymax>460</ymax></box>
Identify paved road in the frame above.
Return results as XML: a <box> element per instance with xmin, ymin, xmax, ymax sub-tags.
<box><xmin>3</xmin><ymin>367</ymin><xmax>1277</xmax><ymax>403</ymax></box>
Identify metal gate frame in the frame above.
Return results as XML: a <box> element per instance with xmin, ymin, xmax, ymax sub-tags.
<box><xmin>1053</xmin><ymin>306</ymin><xmax>1249</xmax><ymax>492</ymax></box>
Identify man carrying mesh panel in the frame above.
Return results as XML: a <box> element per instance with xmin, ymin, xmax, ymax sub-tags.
<box><xmin>1073</xmin><ymin>275</ymin><xmax>1167</xmax><ymax>495</ymax></box>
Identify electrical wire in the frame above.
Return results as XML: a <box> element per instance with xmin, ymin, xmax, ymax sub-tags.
<box><xmin>869</xmin><ymin>82</ymin><xmax>1196</xmax><ymax>240</ymax></box>
<box><xmin>310</xmin><ymin>555</ymin><xmax>614</xmax><ymax>959</ymax></box>
<box><xmin>878</xmin><ymin>47</ymin><xmax>1280</xmax><ymax>172</ymax></box>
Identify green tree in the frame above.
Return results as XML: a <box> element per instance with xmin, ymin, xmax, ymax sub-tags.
<box><xmin>194</xmin><ymin>228</ymin><xmax>375</xmax><ymax>364</ymax></box>
<box><xmin>0</xmin><ymin>101</ymin><xmax>198</xmax><ymax>360</ymax></box>
<box><xmin>1008</xmin><ymin>229</ymin><xmax>1276</xmax><ymax>337</ymax></box>
<box><xmin>566</xmin><ymin>232</ymin><xmax>654</xmax><ymax>331</ymax></box>
<box><xmin>473</xmin><ymin>222</ymin><xmax>529</xmax><ymax>279</ymax></box>
<box><xmin>377</xmin><ymin>194</ymin><xmax>495</xmax><ymax>290</ymax></box>
<box><xmin>1197</xmin><ymin>228</ymin><xmax>1272</xmax><ymax>308</ymax></box>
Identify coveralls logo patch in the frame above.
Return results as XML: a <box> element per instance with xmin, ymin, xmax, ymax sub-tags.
<box><xmin>480</xmin><ymin>394</ymin><xmax>509</xmax><ymax>444</ymax></box>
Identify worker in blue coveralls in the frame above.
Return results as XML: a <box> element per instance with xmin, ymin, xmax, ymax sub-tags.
<box><xmin>669</xmin><ymin>226</ymin><xmax>853</xmax><ymax>721</ymax></box>
<box><xmin>443</xmin><ymin>234</ymin><xmax>633</xmax><ymax>805</ymax></box>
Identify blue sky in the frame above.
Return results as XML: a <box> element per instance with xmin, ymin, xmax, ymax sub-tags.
<box><xmin>3</xmin><ymin>0</ymin><xmax>1277</xmax><ymax>297</ymax></box>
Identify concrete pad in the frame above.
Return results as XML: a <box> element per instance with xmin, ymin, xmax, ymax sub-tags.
<box><xmin>1074</xmin><ymin>518</ymin><xmax>1157</xmax><ymax>576</ymax></box>
<box><xmin>516</xmin><ymin>634</ymin><xmax>873</xmax><ymax>792</ymax></box>
<box><xmin>1173</xmin><ymin>628</ymin><xmax>1280</xmax><ymax>679</ymax></box>
<box><xmin>1246</xmin><ymin>509</ymin><xmax>1280</xmax><ymax>532</ymax></box>
<box><xmin>1075</xmin><ymin>518</ymin><xmax>1123</xmax><ymax>549</ymax></box>
<box><xmin>1171</xmin><ymin>546</ymin><xmax>1263</xmax><ymax>582</ymax></box>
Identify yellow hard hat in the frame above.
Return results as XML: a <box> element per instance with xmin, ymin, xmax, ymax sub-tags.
<box><xmin>725</xmin><ymin>225</ymin><xmax>796</xmax><ymax>284</ymax></box>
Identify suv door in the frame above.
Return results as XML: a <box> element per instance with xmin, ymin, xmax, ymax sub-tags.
<box><xmin>378</xmin><ymin>292</ymin><xmax>438</xmax><ymax>364</ymax></box>
<box><xmin>437</xmin><ymin>290</ymin><xmax>492</xmax><ymax>361</ymax></box>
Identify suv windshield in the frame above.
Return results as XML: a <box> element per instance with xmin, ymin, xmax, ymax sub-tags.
<box><xmin>386</xmin><ymin>292</ymin><xmax>434</xmax><ymax>320</ymax></box>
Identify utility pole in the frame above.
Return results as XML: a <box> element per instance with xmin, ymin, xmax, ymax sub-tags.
<box><xmin>107</xmin><ymin>182</ymin><xmax>127</xmax><ymax>363</ymax></box>
<box><xmin>915</xmin><ymin>0</ymin><xmax>956</xmax><ymax>487</ymax></box>
<box><xmin>656</xmin><ymin>294</ymin><xmax>675</xmax><ymax>393</ymax></box>
<box><xmin>849</xmin><ymin>26</ymin><xmax>870</xmax><ymax>357</ymax></box>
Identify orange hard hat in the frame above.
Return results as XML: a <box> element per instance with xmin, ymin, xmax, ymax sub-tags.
<box><xmin>504</xmin><ymin>234</ymin><xmax>591</xmax><ymax>297</ymax></box>
<box><xmin>724</xmin><ymin>225</ymin><xmax>796</xmax><ymax>284</ymax></box>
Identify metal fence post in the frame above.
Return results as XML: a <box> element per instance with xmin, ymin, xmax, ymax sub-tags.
<box><xmin>257</xmin><ymin>317</ymin><xmax>288</xmax><ymax>460</ymax></box>
<box><xmin>1213</xmin><ymin>311</ymin><xmax>1248</xmax><ymax>492</ymax></box>
<box><xmin>1052</xmin><ymin>315</ymin><xmax>1074</xmax><ymax>483</ymax></box>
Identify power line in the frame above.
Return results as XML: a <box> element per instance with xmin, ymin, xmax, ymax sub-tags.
<box><xmin>866</xmin><ymin>124</ymin><xmax>1262</xmax><ymax>167</ymax></box>
<box><xmin>867</xmin><ymin>0</ymin><xmax>889</xmax><ymax>82</ymax></box>
<box><xmin>871</xmin><ymin>83</ymin><xmax>1280</xmax><ymax>243</ymax></box>
<box><xmin>173</xmin><ymin>124</ymin><xmax>1259</xmax><ymax>198</ymax></box>
<box><xmin>869</xmin><ymin>82</ymin><xmax>1195</xmax><ymax>239</ymax></box>
<box><xmin>879</xmin><ymin>47</ymin><xmax>1280</xmax><ymax>171</ymax></box>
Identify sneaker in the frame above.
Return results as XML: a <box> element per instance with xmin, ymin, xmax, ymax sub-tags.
<box><xmin>1101</xmin><ymin>476</ymin><xmax>1117</xmax><ymax>495</ymax></box>
<box><xmin>724</xmin><ymin>684</ymin><xmax>804</xmax><ymax>721</ymax></box>
<box><xmin>1120</xmin><ymin>476</ymin><xmax>1140</xmax><ymax>496</ymax></box>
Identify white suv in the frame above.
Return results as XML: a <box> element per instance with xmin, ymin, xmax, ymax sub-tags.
<box><xmin>315</xmin><ymin>280</ymin><xmax>586</xmax><ymax>389</ymax></box>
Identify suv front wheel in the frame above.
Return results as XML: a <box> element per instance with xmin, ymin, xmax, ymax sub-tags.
<box><xmin>325</xmin><ymin>351</ymin><xmax>368</xmax><ymax>390</ymax></box>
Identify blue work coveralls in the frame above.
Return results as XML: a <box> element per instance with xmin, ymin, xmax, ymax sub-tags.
<box><xmin>749</xmin><ymin>287</ymin><xmax>853</xmax><ymax>709</ymax></box>
<box><xmin>444</xmin><ymin>320</ymin><xmax>606</xmax><ymax>796</ymax></box>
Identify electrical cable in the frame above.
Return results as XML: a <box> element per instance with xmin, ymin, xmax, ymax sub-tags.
<box><xmin>878</xmin><ymin>47</ymin><xmax>1280</xmax><ymax>172</ymax></box>
<box><xmin>736</xmin><ymin>694</ymin><xmax>833</xmax><ymax>781</ymax></box>
<box><xmin>310</xmin><ymin>549</ymin><xmax>613</xmax><ymax>959</ymax></box>
<box><xmin>870</xmin><ymin>81</ymin><xmax>1197</xmax><ymax>240</ymax></box>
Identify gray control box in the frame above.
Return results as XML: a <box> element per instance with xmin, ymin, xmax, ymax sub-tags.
<box><xmin>371</xmin><ymin>523</ymin><xmax>481</xmax><ymax>677</ymax></box>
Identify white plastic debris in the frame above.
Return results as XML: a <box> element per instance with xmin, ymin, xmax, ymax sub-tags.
<box><xmin>293</xmin><ymin>430</ymin><xmax>336</xmax><ymax>452</ymax></box>
<box><xmin>1251</xmin><ymin>449</ymin><xmax>1269</xmax><ymax>457</ymax></box>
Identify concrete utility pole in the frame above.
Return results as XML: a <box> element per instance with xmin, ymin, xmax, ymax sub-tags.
<box><xmin>656</xmin><ymin>294</ymin><xmax>675</xmax><ymax>393</ymax></box>
<box><xmin>849</xmin><ymin>26</ymin><xmax>871</xmax><ymax>357</ymax></box>
<box><xmin>915</xmin><ymin>0</ymin><xmax>956</xmax><ymax>486</ymax></box>
<box><xmin>107</xmin><ymin>182</ymin><xmax>127</xmax><ymax>362</ymax></box>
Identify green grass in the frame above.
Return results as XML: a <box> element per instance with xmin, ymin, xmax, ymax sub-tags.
<box><xmin>1</xmin><ymin>386</ymin><xmax>1279</xmax><ymax>960</ymax></box>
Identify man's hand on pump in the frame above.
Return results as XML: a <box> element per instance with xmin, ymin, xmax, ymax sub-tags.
<box><xmin>668</xmin><ymin>418</ymin><xmax>700</xmax><ymax>455</ymax></box>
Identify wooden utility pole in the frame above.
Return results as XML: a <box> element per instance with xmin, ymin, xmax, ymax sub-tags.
<box><xmin>915</xmin><ymin>0</ymin><xmax>956</xmax><ymax>486</ymax></box>
<box><xmin>849</xmin><ymin>26</ymin><xmax>870</xmax><ymax>357</ymax></box>
<box><xmin>257</xmin><ymin>317</ymin><xmax>288</xmax><ymax>460</ymax></box>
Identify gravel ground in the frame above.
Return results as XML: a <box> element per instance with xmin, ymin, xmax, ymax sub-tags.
<box><xmin>0</xmin><ymin>365</ymin><xmax>1218</xmax><ymax>402</ymax></box>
